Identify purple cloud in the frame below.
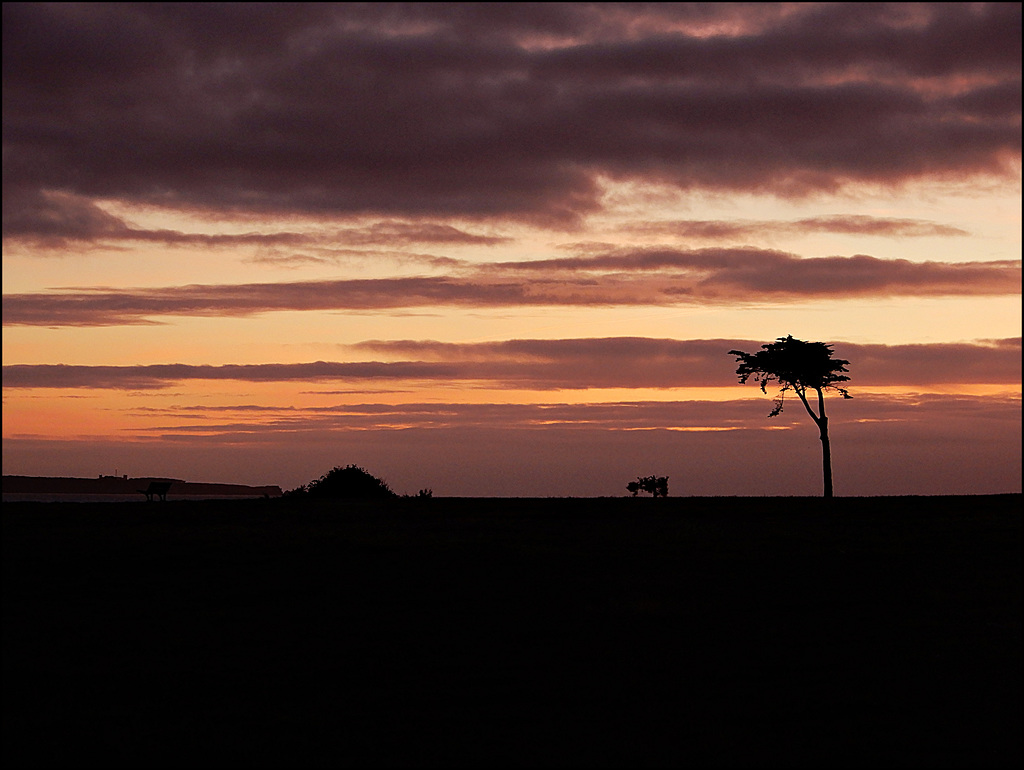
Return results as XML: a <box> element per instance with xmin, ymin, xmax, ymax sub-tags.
<box><xmin>4</xmin><ymin>337</ymin><xmax>1018</xmax><ymax>390</ymax></box>
<box><xmin>3</xmin><ymin>3</ymin><xmax>1019</xmax><ymax>231</ymax></box>
<box><xmin>620</xmin><ymin>216</ymin><xmax>971</xmax><ymax>240</ymax></box>
<box><xmin>3</xmin><ymin>248</ymin><xmax>1018</xmax><ymax>326</ymax></box>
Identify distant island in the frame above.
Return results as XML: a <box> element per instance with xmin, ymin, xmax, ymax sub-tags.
<box><xmin>3</xmin><ymin>475</ymin><xmax>282</xmax><ymax>498</ymax></box>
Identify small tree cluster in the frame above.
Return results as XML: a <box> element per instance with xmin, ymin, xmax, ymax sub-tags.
<box><xmin>627</xmin><ymin>475</ymin><xmax>669</xmax><ymax>497</ymax></box>
<box><xmin>287</xmin><ymin>464</ymin><xmax>396</xmax><ymax>499</ymax></box>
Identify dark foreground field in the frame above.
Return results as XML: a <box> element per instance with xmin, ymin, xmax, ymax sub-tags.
<box><xmin>3</xmin><ymin>496</ymin><xmax>1020</xmax><ymax>768</ymax></box>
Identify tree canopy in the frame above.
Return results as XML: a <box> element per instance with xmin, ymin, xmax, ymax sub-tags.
<box><xmin>730</xmin><ymin>335</ymin><xmax>851</xmax><ymax>418</ymax></box>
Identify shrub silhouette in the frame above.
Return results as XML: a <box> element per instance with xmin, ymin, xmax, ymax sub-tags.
<box><xmin>628</xmin><ymin>475</ymin><xmax>669</xmax><ymax>497</ymax></box>
<box><xmin>292</xmin><ymin>465</ymin><xmax>396</xmax><ymax>499</ymax></box>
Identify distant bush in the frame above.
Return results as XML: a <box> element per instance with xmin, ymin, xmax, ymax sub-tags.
<box><xmin>287</xmin><ymin>465</ymin><xmax>397</xmax><ymax>499</ymax></box>
<box><xmin>627</xmin><ymin>475</ymin><xmax>669</xmax><ymax>498</ymax></box>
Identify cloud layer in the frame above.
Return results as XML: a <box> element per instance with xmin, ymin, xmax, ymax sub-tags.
<box><xmin>4</xmin><ymin>337</ymin><xmax>1019</xmax><ymax>390</ymax></box>
<box><xmin>4</xmin><ymin>3</ymin><xmax>1020</xmax><ymax>231</ymax></box>
<box><xmin>4</xmin><ymin>248</ymin><xmax>1019</xmax><ymax>326</ymax></box>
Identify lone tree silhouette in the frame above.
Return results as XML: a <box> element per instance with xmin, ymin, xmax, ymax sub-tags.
<box><xmin>729</xmin><ymin>336</ymin><xmax>851</xmax><ymax>498</ymax></box>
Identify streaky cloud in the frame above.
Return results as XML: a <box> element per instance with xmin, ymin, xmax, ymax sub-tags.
<box><xmin>3</xmin><ymin>250</ymin><xmax>1019</xmax><ymax>326</ymax></box>
<box><xmin>4</xmin><ymin>337</ymin><xmax>1019</xmax><ymax>390</ymax></box>
<box><xmin>116</xmin><ymin>393</ymin><xmax>1022</xmax><ymax>438</ymax></box>
<box><xmin>1</xmin><ymin>190</ymin><xmax>505</xmax><ymax>250</ymax></box>
<box><xmin>620</xmin><ymin>215</ymin><xmax>971</xmax><ymax>240</ymax></box>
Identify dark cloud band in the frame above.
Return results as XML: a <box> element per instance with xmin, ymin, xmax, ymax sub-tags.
<box><xmin>3</xmin><ymin>249</ymin><xmax>1018</xmax><ymax>326</ymax></box>
<box><xmin>3</xmin><ymin>3</ymin><xmax>1019</xmax><ymax>227</ymax></box>
<box><xmin>4</xmin><ymin>337</ymin><xmax>1018</xmax><ymax>390</ymax></box>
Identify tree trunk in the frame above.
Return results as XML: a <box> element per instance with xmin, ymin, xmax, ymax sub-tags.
<box><xmin>819</xmin><ymin>416</ymin><xmax>833</xmax><ymax>498</ymax></box>
<box><xmin>798</xmin><ymin>387</ymin><xmax>835</xmax><ymax>498</ymax></box>
<box><xmin>816</xmin><ymin>387</ymin><xmax>833</xmax><ymax>498</ymax></box>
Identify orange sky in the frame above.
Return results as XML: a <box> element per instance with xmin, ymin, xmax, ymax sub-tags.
<box><xmin>3</xmin><ymin>3</ymin><xmax>1020</xmax><ymax>495</ymax></box>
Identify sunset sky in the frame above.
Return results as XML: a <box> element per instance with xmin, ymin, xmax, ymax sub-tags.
<box><xmin>3</xmin><ymin>2</ymin><xmax>1020</xmax><ymax>496</ymax></box>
